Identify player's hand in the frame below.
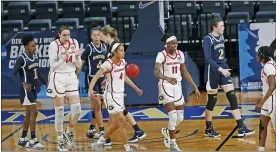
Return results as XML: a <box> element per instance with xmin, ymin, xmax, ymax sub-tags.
<box><xmin>255</xmin><ymin>101</ymin><xmax>264</xmax><ymax>111</ymax></box>
<box><xmin>221</xmin><ymin>69</ymin><xmax>231</xmax><ymax>77</ymax></box>
<box><xmin>75</xmin><ymin>48</ymin><xmax>84</xmax><ymax>58</ymax></box>
<box><xmin>195</xmin><ymin>88</ymin><xmax>200</xmax><ymax>100</ymax></box>
<box><xmin>167</xmin><ymin>77</ymin><xmax>177</xmax><ymax>85</ymax></box>
<box><xmin>22</xmin><ymin>82</ymin><xmax>32</xmax><ymax>92</ymax></box>
<box><xmin>58</xmin><ymin>52</ymin><xmax>67</xmax><ymax>61</ymax></box>
<box><xmin>136</xmin><ymin>88</ymin><xmax>143</xmax><ymax>96</ymax></box>
<box><xmin>89</xmin><ymin>87</ymin><xmax>96</xmax><ymax>99</ymax></box>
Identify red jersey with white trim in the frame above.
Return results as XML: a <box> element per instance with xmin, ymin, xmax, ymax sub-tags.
<box><xmin>261</xmin><ymin>60</ymin><xmax>276</xmax><ymax>95</ymax></box>
<box><xmin>101</xmin><ymin>58</ymin><xmax>126</xmax><ymax>93</ymax></box>
<box><xmin>48</xmin><ymin>38</ymin><xmax>80</xmax><ymax>72</ymax></box>
<box><xmin>156</xmin><ymin>50</ymin><xmax>185</xmax><ymax>82</ymax></box>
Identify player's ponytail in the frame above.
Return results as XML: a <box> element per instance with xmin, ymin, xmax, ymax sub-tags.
<box><xmin>54</xmin><ymin>25</ymin><xmax>70</xmax><ymax>40</ymax></box>
<box><xmin>102</xmin><ymin>26</ymin><xmax>120</xmax><ymax>42</ymax></box>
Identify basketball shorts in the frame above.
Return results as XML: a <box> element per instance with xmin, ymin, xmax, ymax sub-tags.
<box><xmin>19</xmin><ymin>86</ymin><xmax>37</xmax><ymax>106</ymax></box>
<box><xmin>204</xmin><ymin>63</ymin><xmax>233</xmax><ymax>90</ymax></box>
<box><xmin>103</xmin><ymin>91</ymin><xmax>125</xmax><ymax>115</ymax></box>
<box><xmin>261</xmin><ymin>94</ymin><xmax>276</xmax><ymax>132</ymax></box>
<box><xmin>47</xmin><ymin>71</ymin><xmax>79</xmax><ymax>97</ymax></box>
<box><xmin>87</xmin><ymin>76</ymin><xmax>105</xmax><ymax>96</ymax></box>
<box><xmin>158</xmin><ymin>81</ymin><xmax>185</xmax><ymax>106</ymax></box>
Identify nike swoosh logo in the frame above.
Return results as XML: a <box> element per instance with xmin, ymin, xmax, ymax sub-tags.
<box><xmin>139</xmin><ymin>0</ymin><xmax>156</xmax><ymax>9</ymax></box>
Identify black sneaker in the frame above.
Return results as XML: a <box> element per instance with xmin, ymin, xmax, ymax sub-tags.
<box><xmin>238</xmin><ymin>125</ymin><xmax>255</xmax><ymax>137</ymax></box>
<box><xmin>129</xmin><ymin>131</ymin><xmax>147</xmax><ymax>143</ymax></box>
<box><xmin>205</xmin><ymin>128</ymin><xmax>221</xmax><ymax>138</ymax></box>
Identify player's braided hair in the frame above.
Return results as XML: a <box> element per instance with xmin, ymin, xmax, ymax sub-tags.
<box><xmin>22</xmin><ymin>34</ymin><xmax>34</xmax><ymax>46</ymax></box>
<box><xmin>257</xmin><ymin>46</ymin><xmax>274</xmax><ymax>62</ymax></box>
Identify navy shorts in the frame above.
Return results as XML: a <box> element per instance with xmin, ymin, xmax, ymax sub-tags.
<box><xmin>87</xmin><ymin>76</ymin><xmax>105</xmax><ymax>96</ymax></box>
<box><xmin>19</xmin><ymin>86</ymin><xmax>37</xmax><ymax>106</ymax></box>
<box><xmin>204</xmin><ymin>63</ymin><xmax>233</xmax><ymax>90</ymax></box>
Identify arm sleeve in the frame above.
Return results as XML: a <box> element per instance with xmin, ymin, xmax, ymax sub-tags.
<box><xmin>264</xmin><ymin>64</ymin><xmax>276</xmax><ymax>76</ymax></box>
<box><xmin>203</xmin><ymin>36</ymin><xmax>220</xmax><ymax>70</ymax></box>
<box><xmin>101</xmin><ymin>60</ymin><xmax>112</xmax><ymax>72</ymax></box>
<box><xmin>12</xmin><ymin>56</ymin><xmax>25</xmax><ymax>84</ymax></box>
<box><xmin>48</xmin><ymin>41</ymin><xmax>65</xmax><ymax>71</ymax></box>
<box><xmin>156</xmin><ymin>52</ymin><xmax>165</xmax><ymax>64</ymax></box>
<box><xmin>81</xmin><ymin>44</ymin><xmax>91</xmax><ymax>61</ymax></box>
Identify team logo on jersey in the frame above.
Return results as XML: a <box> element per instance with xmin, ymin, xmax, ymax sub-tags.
<box><xmin>108</xmin><ymin>105</ymin><xmax>114</xmax><ymax>110</ymax></box>
<box><xmin>71</xmin><ymin>46</ymin><xmax>75</xmax><ymax>50</ymax></box>
<box><xmin>159</xmin><ymin>95</ymin><xmax>164</xmax><ymax>100</ymax></box>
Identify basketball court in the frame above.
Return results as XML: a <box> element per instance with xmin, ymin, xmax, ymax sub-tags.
<box><xmin>1</xmin><ymin>91</ymin><xmax>275</xmax><ymax>151</ymax></box>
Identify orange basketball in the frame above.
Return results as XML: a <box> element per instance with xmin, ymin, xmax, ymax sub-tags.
<box><xmin>126</xmin><ymin>64</ymin><xmax>140</xmax><ymax>78</ymax></box>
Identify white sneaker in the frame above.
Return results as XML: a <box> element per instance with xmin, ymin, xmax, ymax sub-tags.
<box><xmin>170</xmin><ymin>142</ymin><xmax>182</xmax><ymax>151</ymax></box>
<box><xmin>63</xmin><ymin>129</ymin><xmax>75</xmax><ymax>148</ymax></box>
<box><xmin>18</xmin><ymin>137</ymin><xmax>29</xmax><ymax>147</ymax></box>
<box><xmin>161</xmin><ymin>128</ymin><xmax>170</xmax><ymax>148</ymax></box>
<box><xmin>57</xmin><ymin>138</ymin><xmax>68</xmax><ymax>151</ymax></box>
<box><xmin>29</xmin><ymin>138</ymin><xmax>44</xmax><ymax>149</ymax></box>
<box><xmin>86</xmin><ymin>129</ymin><xmax>100</xmax><ymax>139</ymax></box>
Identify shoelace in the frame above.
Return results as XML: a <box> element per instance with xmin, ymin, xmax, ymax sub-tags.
<box><xmin>67</xmin><ymin>132</ymin><xmax>74</xmax><ymax>142</ymax></box>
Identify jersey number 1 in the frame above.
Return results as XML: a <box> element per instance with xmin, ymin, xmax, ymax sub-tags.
<box><xmin>34</xmin><ymin>68</ymin><xmax>38</xmax><ymax>79</ymax></box>
<box><xmin>172</xmin><ymin>66</ymin><xmax>178</xmax><ymax>74</ymax></box>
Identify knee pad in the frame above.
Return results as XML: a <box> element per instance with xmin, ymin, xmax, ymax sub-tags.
<box><xmin>123</xmin><ymin>109</ymin><xmax>129</xmax><ymax>116</ymax></box>
<box><xmin>70</xmin><ymin>103</ymin><xmax>82</xmax><ymax>123</ymax></box>
<box><xmin>206</xmin><ymin>94</ymin><xmax>217</xmax><ymax>111</ymax></box>
<box><xmin>168</xmin><ymin>110</ymin><xmax>177</xmax><ymax>130</ymax></box>
<box><xmin>176</xmin><ymin>110</ymin><xmax>184</xmax><ymax>126</ymax></box>
<box><xmin>92</xmin><ymin>111</ymin><xmax>96</xmax><ymax>119</ymax></box>
<box><xmin>226</xmin><ymin>91</ymin><xmax>238</xmax><ymax>110</ymax></box>
<box><xmin>55</xmin><ymin>106</ymin><xmax>64</xmax><ymax>132</ymax></box>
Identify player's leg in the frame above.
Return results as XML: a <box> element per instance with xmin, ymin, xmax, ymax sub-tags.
<box><xmin>92</xmin><ymin>93</ymin><xmax>132</xmax><ymax>151</ymax></box>
<box><xmin>205</xmin><ymin>65</ymin><xmax>220</xmax><ymax>137</ymax></box>
<box><xmin>126</xmin><ymin>109</ymin><xmax>147</xmax><ymax>143</ymax></box>
<box><xmin>259</xmin><ymin>114</ymin><xmax>270</xmax><ymax>151</ymax></box>
<box><xmin>220</xmin><ymin>76</ymin><xmax>255</xmax><ymax>137</ymax></box>
<box><xmin>18</xmin><ymin>88</ymin><xmax>31</xmax><ymax>147</ymax></box>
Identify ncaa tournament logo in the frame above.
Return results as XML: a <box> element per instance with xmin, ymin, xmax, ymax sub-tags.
<box><xmin>1</xmin><ymin>45</ymin><xmax>7</xmax><ymax>60</ymax></box>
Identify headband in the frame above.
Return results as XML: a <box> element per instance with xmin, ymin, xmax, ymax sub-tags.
<box><xmin>111</xmin><ymin>43</ymin><xmax>121</xmax><ymax>53</ymax></box>
<box><xmin>90</xmin><ymin>26</ymin><xmax>101</xmax><ymax>33</ymax></box>
<box><xmin>166</xmin><ymin>36</ymin><xmax>177</xmax><ymax>43</ymax></box>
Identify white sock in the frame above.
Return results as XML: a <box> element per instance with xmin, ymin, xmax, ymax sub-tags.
<box><xmin>97</xmin><ymin>136</ymin><xmax>106</xmax><ymax>145</ymax></box>
<box><xmin>124</xmin><ymin>144</ymin><xmax>131</xmax><ymax>151</ymax></box>
<box><xmin>57</xmin><ymin>136</ymin><xmax>63</xmax><ymax>142</ymax></box>
<box><xmin>259</xmin><ymin>147</ymin><xmax>265</xmax><ymax>151</ymax></box>
<box><xmin>170</xmin><ymin>138</ymin><xmax>176</xmax><ymax>144</ymax></box>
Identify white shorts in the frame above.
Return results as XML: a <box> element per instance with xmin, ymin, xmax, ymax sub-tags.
<box><xmin>158</xmin><ymin>81</ymin><xmax>185</xmax><ymax>106</ymax></box>
<box><xmin>47</xmin><ymin>71</ymin><xmax>79</xmax><ymax>97</ymax></box>
<box><xmin>261</xmin><ymin>95</ymin><xmax>276</xmax><ymax>132</ymax></box>
<box><xmin>103</xmin><ymin>91</ymin><xmax>125</xmax><ymax>115</ymax></box>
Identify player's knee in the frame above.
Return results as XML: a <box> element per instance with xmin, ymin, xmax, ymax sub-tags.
<box><xmin>168</xmin><ymin>110</ymin><xmax>177</xmax><ymax>130</ymax></box>
<box><xmin>118</xmin><ymin>113</ymin><xmax>127</xmax><ymax>125</ymax></box>
<box><xmin>55</xmin><ymin>106</ymin><xmax>64</xmax><ymax>132</ymax></box>
<box><xmin>176</xmin><ymin>110</ymin><xmax>184</xmax><ymax>126</ymax></box>
<box><xmin>93</xmin><ymin>100</ymin><xmax>102</xmax><ymax>112</ymax></box>
<box><xmin>30</xmin><ymin>111</ymin><xmax>38</xmax><ymax>120</ymax></box>
<box><xmin>25</xmin><ymin>110</ymin><xmax>31</xmax><ymax>118</ymax></box>
<box><xmin>71</xmin><ymin>103</ymin><xmax>81</xmax><ymax>121</ymax></box>
<box><xmin>123</xmin><ymin>109</ymin><xmax>129</xmax><ymax>116</ymax></box>
<box><xmin>226</xmin><ymin>91</ymin><xmax>238</xmax><ymax>110</ymax></box>
<box><xmin>206</xmin><ymin>94</ymin><xmax>217</xmax><ymax>111</ymax></box>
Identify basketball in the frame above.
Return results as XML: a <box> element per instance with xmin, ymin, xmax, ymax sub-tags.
<box><xmin>126</xmin><ymin>64</ymin><xmax>140</xmax><ymax>78</ymax></box>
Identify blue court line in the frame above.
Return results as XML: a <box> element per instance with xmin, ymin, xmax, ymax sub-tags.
<box><xmin>42</xmin><ymin>129</ymin><xmax>198</xmax><ymax>145</ymax></box>
<box><xmin>1</xmin><ymin>125</ymin><xmax>23</xmax><ymax>143</ymax></box>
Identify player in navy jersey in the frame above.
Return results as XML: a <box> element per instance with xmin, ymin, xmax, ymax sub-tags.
<box><xmin>12</xmin><ymin>35</ymin><xmax>47</xmax><ymax>149</ymax></box>
<box><xmin>202</xmin><ymin>18</ymin><xmax>255</xmax><ymax>137</ymax></box>
<box><xmin>81</xmin><ymin>27</ymin><xmax>108</xmax><ymax>139</ymax></box>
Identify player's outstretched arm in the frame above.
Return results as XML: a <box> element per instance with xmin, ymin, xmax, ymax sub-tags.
<box><xmin>180</xmin><ymin>63</ymin><xmax>200</xmax><ymax>99</ymax></box>
<box><xmin>125</xmin><ymin>74</ymin><xmax>143</xmax><ymax>96</ymax></box>
<box><xmin>89</xmin><ymin>68</ymin><xmax>105</xmax><ymax>98</ymax></box>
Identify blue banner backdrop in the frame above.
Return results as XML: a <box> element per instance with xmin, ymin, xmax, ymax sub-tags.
<box><xmin>238</xmin><ymin>22</ymin><xmax>276</xmax><ymax>91</ymax></box>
